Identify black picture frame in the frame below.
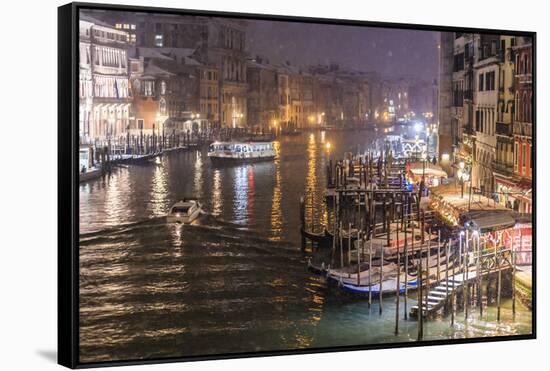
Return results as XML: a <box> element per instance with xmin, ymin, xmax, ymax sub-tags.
<box><xmin>58</xmin><ymin>2</ymin><xmax>536</xmax><ymax>368</ymax></box>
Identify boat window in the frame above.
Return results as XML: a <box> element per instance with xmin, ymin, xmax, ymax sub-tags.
<box><xmin>236</xmin><ymin>145</ymin><xmax>241</xmax><ymax>152</ymax></box>
<box><xmin>243</xmin><ymin>146</ymin><xmax>247</xmax><ymax>152</ymax></box>
<box><xmin>172</xmin><ymin>206</ymin><xmax>190</xmax><ymax>213</ymax></box>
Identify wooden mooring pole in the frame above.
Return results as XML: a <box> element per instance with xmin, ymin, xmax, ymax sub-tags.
<box><xmin>395</xmin><ymin>226</ymin><xmax>401</xmax><ymax>336</ymax></box>
<box><xmin>464</xmin><ymin>230</ymin><xmax>469</xmax><ymax>320</ymax></box>
<box><xmin>417</xmin><ymin>244</ymin><xmax>423</xmax><ymax>341</ymax></box>
<box><xmin>369</xmin><ymin>237</ymin><xmax>373</xmax><ymax>307</ymax></box>
<box><xmin>348</xmin><ymin>223</ymin><xmax>352</xmax><ymax>266</ymax></box>
<box><xmin>496</xmin><ymin>241</ymin><xmax>502</xmax><ymax>322</ymax></box>
<box><xmin>357</xmin><ymin>230</ymin><xmax>361</xmax><ymax>286</ymax></box>
<box><xmin>379</xmin><ymin>244</ymin><xmax>384</xmax><ymax>315</ymax></box>
<box><xmin>451</xmin><ymin>238</ymin><xmax>456</xmax><ymax>327</ymax></box>
<box><xmin>437</xmin><ymin>230</ymin><xmax>441</xmax><ymax>282</ymax></box>
<box><xmin>445</xmin><ymin>239</ymin><xmax>450</xmax><ymax>312</ymax></box>
<box><xmin>340</xmin><ymin>222</ymin><xmax>344</xmax><ymax>269</ymax></box>
<box><xmin>300</xmin><ymin>196</ymin><xmax>306</xmax><ymax>251</ymax></box>
<box><xmin>403</xmin><ymin>204</ymin><xmax>409</xmax><ymax>320</ymax></box>
<box><xmin>478</xmin><ymin>235</ymin><xmax>483</xmax><ymax>317</ymax></box>
<box><xmin>512</xmin><ymin>242</ymin><xmax>516</xmax><ymax>317</ymax></box>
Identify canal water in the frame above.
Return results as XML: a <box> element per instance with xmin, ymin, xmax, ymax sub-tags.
<box><xmin>79</xmin><ymin>130</ymin><xmax>532</xmax><ymax>363</ymax></box>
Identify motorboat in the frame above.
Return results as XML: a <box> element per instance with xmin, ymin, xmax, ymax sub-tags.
<box><xmin>167</xmin><ymin>199</ymin><xmax>202</xmax><ymax>224</ymax></box>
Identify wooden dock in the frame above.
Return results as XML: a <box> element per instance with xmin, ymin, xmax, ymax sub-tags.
<box><xmin>410</xmin><ymin>248</ymin><xmax>513</xmax><ymax>319</ymax></box>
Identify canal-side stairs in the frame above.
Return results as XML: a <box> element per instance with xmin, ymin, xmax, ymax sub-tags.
<box><xmin>410</xmin><ymin>271</ymin><xmax>477</xmax><ymax>318</ymax></box>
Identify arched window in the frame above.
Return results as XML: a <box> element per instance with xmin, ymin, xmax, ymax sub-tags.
<box><xmin>515</xmin><ymin>92</ymin><xmax>520</xmax><ymax>122</ymax></box>
<box><xmin>521</xmin><ymin>91</ymin><xmax>529</xmax><ymax>122</ymax></box>
<box><xmin>527</xmin><ymin>91</ymin><xmax>532</xmax><ymax>122</ymax></box>
<box><xmin>159</xmin><ymin>98</ymin><xmax>167</xmax><ymax>116</ymax></box>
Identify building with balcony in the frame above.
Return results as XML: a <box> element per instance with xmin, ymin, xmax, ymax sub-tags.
<box><xmin>450</xmin><ymin>33</ymin><xmax>476</xmax><ymax>171</ymax></box>
<box><xmin>79</xmin><ymin>15</ymin><xmax>132</xmax><ymax>144</ymax></box>
<box><xmin>472</xmin><ymin>34</ymin><xmax>500</xmax><ymax>195</ymax></box>
<box><xmin>511</xmin><ymin>38</ymin><xmax>533</xmax><ymax>214</ymax></box>
<box><xmin>493</xmin><ymin>35</ymin><xmax>517</xmax><ymax>208</ymax></box>
<box><xmin>246</xmin><ymin>57</ymin><xmax>279</xmax><ymax>131</ymax></box>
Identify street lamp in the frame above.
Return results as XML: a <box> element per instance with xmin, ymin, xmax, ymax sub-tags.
<box><xmin>457</xmin><ymin>161</ymin><xmax>470</xmax><ymax>199</ymax></box>
<box><xmin>420</xmin><ymin>152</ymin><xmax>427</xmax><ymax>199</ymax></box>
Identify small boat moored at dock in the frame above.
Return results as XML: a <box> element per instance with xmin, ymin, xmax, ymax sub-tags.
<box><xmin>167</xmin><ymin>199</ymin><xmax>202</xmax><ymax>224</ymax></box>
<box><xmin>208</xmin><ymin>141</ymin><xmax>276</xmax><ymax>163</ymax></box>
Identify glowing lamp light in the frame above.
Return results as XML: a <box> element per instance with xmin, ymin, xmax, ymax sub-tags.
<box><xmin>414</xmin><ymin>122</ymin><xmax>423</xmax><ymax>132</ymax></box>
<box><xmin>442</xmin><ymin>153</ymin><xmax>450</xmax><ymax>161</ymax></box>
<box><xmin>326</xmin><ymin>142</ymin><xmax>331</xmax><ymax>150</ymax></box>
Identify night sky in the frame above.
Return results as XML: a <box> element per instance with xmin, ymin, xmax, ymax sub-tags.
<box><xmin>245</xmin><ymin>19</ymin><xmax>440</xmax><ymax>81</ymax></box>
<box><xmin>82</xmin><ymin>9</ymin><xmax>440</xmax><ymax>82</ymax></box>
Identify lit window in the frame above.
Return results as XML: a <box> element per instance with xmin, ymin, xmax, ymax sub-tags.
<box><xmin>130</xmin><ymin>24</ymin><xmax>136</xmax><ymax>30</ymax></box>
<box><xmin>155</xmin><ymin>34</ymin><xmax>163</xmax><ymax>47</ymax></box>
<box><xmin>115</xmin><ymin>23</ymin><xmax>122</xmax><ymax>29</ymax></box>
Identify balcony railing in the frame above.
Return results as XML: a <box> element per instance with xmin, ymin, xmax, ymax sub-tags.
<box><xmin>496</xmin><ymin>122</ymin><xmax>512</xmax><ymax>136</ymax></box>
<box><xmin>492</xmin><ymin>159</ymin><xmax>514</xmax><ymax>177</ymax></box>
<box><xmin>513</xmin><ymin>122</ymin><xmax>533</xmax><ymax>137</ymax></box>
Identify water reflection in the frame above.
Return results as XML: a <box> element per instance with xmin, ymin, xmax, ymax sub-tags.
<box><xmin>270</xmin><ymin>141</ymin><xmax>283</xmax><ymax>241</ymax></box>
<box><xmin>304</xmin><ymin>132</ymin><xmax>327</xmax><ymax>233</ymax></box>
<box><xmin>211</xmin><ymin>169</ymin><xmax>223</xmax><ymax>216</ymax></box>
<box><xmin>78</xmin><ymin>131</ymin><xmax>532</xmax><ymax>363</ymax></box>
<box><xmin>194</xmin><ymin>151</ymin><xmax>204</xmax><ymax>198</ymax></box>
<box><xmin>233</xmin><ymin>165</ymin><xmax>249</xmax><ymax>224</ymax></box>
<box><xmin>149</xmin><ymin>158</ymin><xmax>168</xmax><ymax>217</ymax></box>
<box><xmin>103</xmin><ymin>169</ymin><xmax>130</xmax><ymax>227</ymax></box>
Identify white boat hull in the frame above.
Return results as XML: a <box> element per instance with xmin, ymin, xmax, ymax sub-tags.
<box><xmin>166</xmin><ymin>207</ymin><xmax>201</xmax><ymax>224</ymax></box>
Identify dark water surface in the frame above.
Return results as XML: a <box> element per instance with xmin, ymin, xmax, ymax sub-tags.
<box><xmin>79</xmin><ymin>131</ymin><xmax>531</xmax><ymax>363</ymax></box>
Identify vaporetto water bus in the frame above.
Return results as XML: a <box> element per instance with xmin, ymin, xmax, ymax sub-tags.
<box><xmin>207</xmin><ymin>141</ymin><xmax>276</xmax><ymax>163</ymax></box>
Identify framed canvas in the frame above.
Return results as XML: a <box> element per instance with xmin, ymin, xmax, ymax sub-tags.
<box><xmin>58</xmin><ymin>2</ymin><xmax>536</xmax><ymax>368</ymax></box>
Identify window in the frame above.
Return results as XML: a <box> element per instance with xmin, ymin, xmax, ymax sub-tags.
<box><xmin>478</xmin><ymin>74</ymin><xmax>484</xmax><ymax>91</ymax></box>
<box><xmin>529</xmin><ymin>146</ymin><xmax>533</xmax><ymax>175</ymax></box>
<box><xmin>522</xmin><ymin>143</ymin><xmax>527</xmax><ymax>171</ymax></box>
<box><xmin>485</xmin><ymin>71</ymin><xmax>495</xmax><ymax>91</ymax></box>
<box><xmin>144</xmin><ymin>80</ymin><xmax>155</xmax><ymax>96</ymax></box>
<box><xmin>514</xmin><ymin>142</ymin><xmax>518</xmax><ymax>170</ymax></box>
<box><xmin>155</xmin><ymin>34</ymin><xmax>163</xmax><ymax>47</ymax></box>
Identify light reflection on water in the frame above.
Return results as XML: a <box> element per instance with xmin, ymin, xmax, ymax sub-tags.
<box><xmin>78</xmin><ymin>131</ymin><xmax>531</xmax><ymax>363</ymax></box>
<box><xmin>270</xmin><ymin>141</ymin><xmax>283</xmax><ymax>241</ymax></box>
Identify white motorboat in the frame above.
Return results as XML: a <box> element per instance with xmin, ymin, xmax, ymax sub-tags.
<box><xmin>167</xmin><ymin>199</ymin><xmax>202</xmax><ymax>224</ymax></box>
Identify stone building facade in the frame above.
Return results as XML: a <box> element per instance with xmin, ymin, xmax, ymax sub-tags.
<box><xmin>79</xmin><ymin>15</ymin><xmax>131</xmax><ymax>144</ymax></box>
<box><xmin>442</xmin><ymin>31</ymin><xmax>533</xmax><ymax>214</ymax></box>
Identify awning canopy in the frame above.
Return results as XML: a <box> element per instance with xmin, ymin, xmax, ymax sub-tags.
<box><xmin>408</xmin><ymin>162</ymin><xmax>448</xmax><ymax>178</ymax></box>
<box><xmin>461</xmin><ymin>210</ymin><xmax>528</xmax><ymax>232</ymax></box>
